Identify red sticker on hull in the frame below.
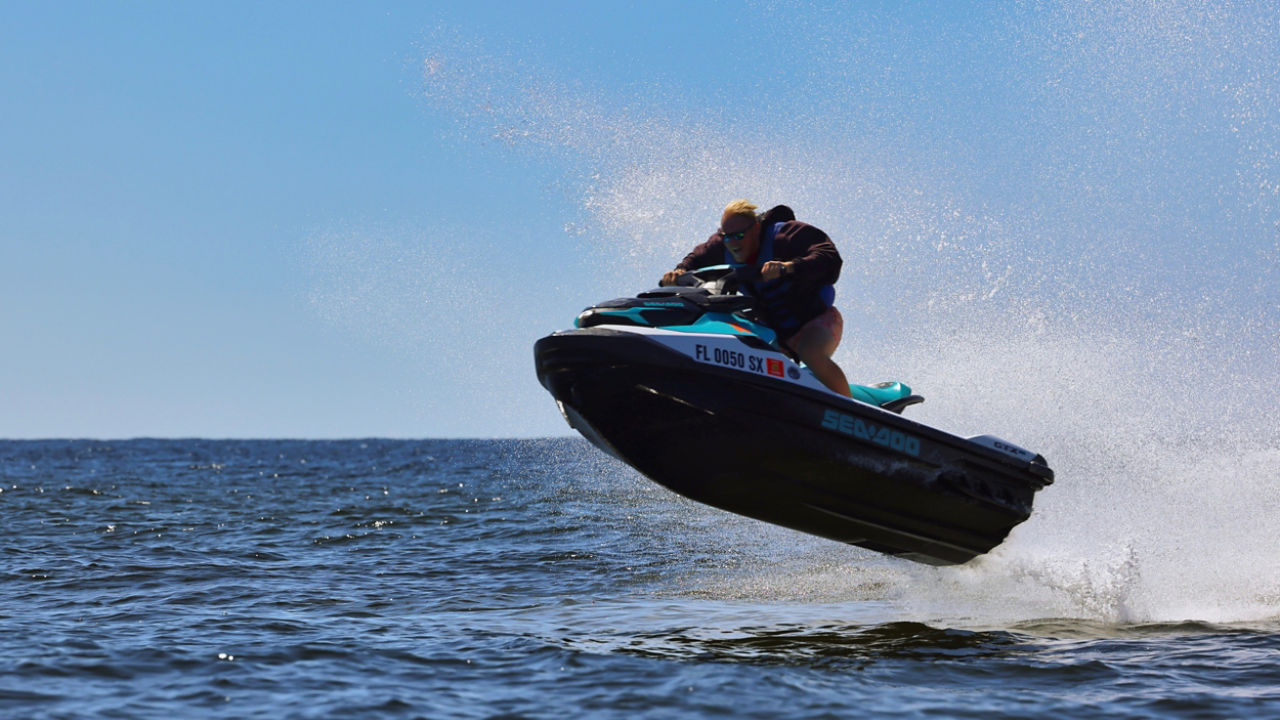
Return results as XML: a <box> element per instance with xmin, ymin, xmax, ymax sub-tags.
<box><xmin>767</xmin><ymin>358</ymin><xmax>785</xmax><ymax>377</ymax></box>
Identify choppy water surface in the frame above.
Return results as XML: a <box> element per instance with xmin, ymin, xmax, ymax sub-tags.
<box><xmin>3</xmin><ymin>439</ymin><xmax>1278</xmax><ymax>718</ymax></box>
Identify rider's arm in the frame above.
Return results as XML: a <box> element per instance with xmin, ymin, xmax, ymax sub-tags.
<box><xmin>777</xmin><ymin>224</ymin><xmax>841</xmax><ymax>285</ymax></box>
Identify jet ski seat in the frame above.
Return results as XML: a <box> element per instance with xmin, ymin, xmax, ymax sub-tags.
<box><xmin>850</xmin><ymin>381</ymin><xmax>925</xmax><ymax>414</ymax></box>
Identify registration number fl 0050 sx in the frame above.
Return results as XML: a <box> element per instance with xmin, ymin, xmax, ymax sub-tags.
<box><xmin>694</xmin><ymin>343</ymin><xmax>787</xmax><ymax>378</ymax></box>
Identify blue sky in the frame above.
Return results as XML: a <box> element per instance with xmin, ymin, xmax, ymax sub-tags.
<box><xmin>3</xmin><ymin>2</ymin><xmax>1277</xmax><ymax>438</ymax></box>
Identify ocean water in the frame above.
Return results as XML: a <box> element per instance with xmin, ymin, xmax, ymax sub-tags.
<box><xmin>4</xmin><ymin>438</ymin><xmax>1278</xmax><ymax>719</ymax></box>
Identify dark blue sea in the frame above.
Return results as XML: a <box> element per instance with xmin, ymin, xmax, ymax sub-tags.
<box><xmin>3</xmin><ymin>438</ymin><xmax>1278</xmax><ymax>719</ymax></box>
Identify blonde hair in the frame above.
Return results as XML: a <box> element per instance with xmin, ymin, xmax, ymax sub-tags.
<box><xmin>721</xmin><ymin>199</ymin><xmax>759</xmax><ymax>221</ymax></box>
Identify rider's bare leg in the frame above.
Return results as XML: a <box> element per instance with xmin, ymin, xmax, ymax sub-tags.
<box><xmin>787</xmin><ymin>309</ymin><xmax>852</xmax><ymax>398</ymax></box>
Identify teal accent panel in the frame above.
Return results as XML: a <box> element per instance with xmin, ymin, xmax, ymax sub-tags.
<box><xmin>662</xmin><ymin>314</ymin><xmax>778</xmax><ymax>345</ymax></box>
<box><xmin>849</xmin><ymin>381</ymin><xmax>914</xmax><ymax>406</ymax></box>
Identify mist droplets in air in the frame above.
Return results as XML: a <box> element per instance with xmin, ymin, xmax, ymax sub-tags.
<box><xmin>309</xmin><ymin>2</ymin><xmax>1280</xmax><ymax>623</ymax></box>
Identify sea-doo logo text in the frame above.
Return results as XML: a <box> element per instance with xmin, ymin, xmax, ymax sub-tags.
<box><xmin>821</xmin><ymin>409</ymin><xmax>921</xmax><ymax>457</ymax></box>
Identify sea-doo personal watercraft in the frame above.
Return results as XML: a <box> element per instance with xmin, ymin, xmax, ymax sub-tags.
<box><xmin>533</xmin><ymin>267</ymin><xmax>1054</xmax><ymax>565</ymax></box>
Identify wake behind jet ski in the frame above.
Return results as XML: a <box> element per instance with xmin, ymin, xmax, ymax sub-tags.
<box><xmin>534</xmin><ymin>267</ymin><xmax>1054</xmax><ymax>565</ymax></box>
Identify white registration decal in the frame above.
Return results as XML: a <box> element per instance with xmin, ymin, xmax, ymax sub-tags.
<box><xmin>693</xmin><ymin>343</ymin><xmax>788</xmax><ymax>378</ymax></box>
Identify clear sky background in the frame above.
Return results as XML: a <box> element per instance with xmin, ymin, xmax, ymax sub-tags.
<box><xmin>3</xmin><ymin>1</ymin><xmax>1277</xmax><ymax>439</ymax></box>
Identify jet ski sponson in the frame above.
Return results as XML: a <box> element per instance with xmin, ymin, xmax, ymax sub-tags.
<box><xmin>534</xmin><ymin>267</ymin><xmax>1053</xmax><ymax>565</ymax></box>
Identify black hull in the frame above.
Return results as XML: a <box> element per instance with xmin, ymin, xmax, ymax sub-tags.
<box><xmin>534</xmin><ymin>328</ymin><xmax>1053</xmax><ymax>565</ymax></box>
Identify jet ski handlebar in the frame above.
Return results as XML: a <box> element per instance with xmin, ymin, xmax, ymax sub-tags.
<box><xmin>673</xmin><ymin>265</ymin><xmax>741</xmax><ymax>294</ymax></box>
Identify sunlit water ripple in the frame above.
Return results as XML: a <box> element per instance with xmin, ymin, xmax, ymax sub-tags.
<box><xmin>3</xmin><ymin>439</ymin><xmax>1278</xmax><ymax>718</ymax></box>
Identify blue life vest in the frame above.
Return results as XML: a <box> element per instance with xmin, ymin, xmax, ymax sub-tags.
<box><xmin>728</xmin><ymin>222</ymin><xmax>835</xmax><ymax>336</ymax></box>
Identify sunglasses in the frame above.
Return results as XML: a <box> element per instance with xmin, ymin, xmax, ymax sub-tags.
<box><xmin>720</xmin><ymin>229</ymin><xmax>749</xmax><ymax>242</ymax></box>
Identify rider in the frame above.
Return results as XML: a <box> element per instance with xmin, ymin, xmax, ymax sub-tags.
<box><xmin>660</xmin><ymin>200</ymin><xmax>853</xmax><ymax>398</ymax></box>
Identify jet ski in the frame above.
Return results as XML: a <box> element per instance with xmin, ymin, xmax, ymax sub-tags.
<box><xmin>533</xmin><ymin>266</ymin><xmax>1054</xmax><ymax>565</ymax></box>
